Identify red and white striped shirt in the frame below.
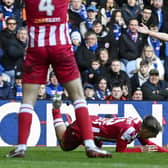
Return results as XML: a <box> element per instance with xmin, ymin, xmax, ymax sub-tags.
<box><xmin>25</xmin><ymin>0</ymin><xmax>71</xmax><ymax>48</ymax></box>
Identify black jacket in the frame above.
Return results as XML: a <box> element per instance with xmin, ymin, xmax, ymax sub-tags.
<box><xmin>141</xmin><ymin>79</ymin><xmax>168</xmax><ymax>100</ymax></box>
<box><xmin>119</xmin><ymin>32</ymin><xmax>144</xmax><ymax>61</ymax></box>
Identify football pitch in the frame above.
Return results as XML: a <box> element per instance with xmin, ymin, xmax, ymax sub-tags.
<box><xmin>0</xmin><ymin>147</ymin><xmax>168</xmax><ymax>168</ymax></box>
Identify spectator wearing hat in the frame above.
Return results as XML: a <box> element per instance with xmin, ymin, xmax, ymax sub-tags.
<box><xmin>83</xmin><ymin>83</ymin><xmax>96</xmax><ymax>100</ymax></box>
<box><xmin>130</xmin><ymin>60</ymin><xmax>149</xmax><ymax>93</ymax></box>
<box><xmin>131</xmin><ymin>87</ymin><xmax>143</xmax><ymax>100</ymax></box>
<box><xmin>70</xmin><ymin>30</ymin><xmax>82</xmax><ymax>52</ymax></box>
<box><xmin>46</xmin><ymin>71</ymin><xmax>64</xmax><ymax>99</ymax></box>
<box><xmin>0</xmin><ymin>72</ymin><xmax>14</xmax><ymax>99</ymax></box>
<box><xmin>80</xmin><ymin>5</ymin><xmax>98</xmax><ymax>38</ymax></box>
<box><xmin>141</xmin><ymin>69</ymin><xmax>168</xmax><ymax>100</ymax></box>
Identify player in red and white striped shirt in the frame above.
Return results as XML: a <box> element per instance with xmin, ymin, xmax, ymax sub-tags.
<box><xmin>52</xmin><ymin>94</ymin><xmax>168</xmax><ymax>153</ymax></box>
<box><xmin>6</xmin><ymin>0</ymin><xmax>111</xmax><ymax>158</ymax></box>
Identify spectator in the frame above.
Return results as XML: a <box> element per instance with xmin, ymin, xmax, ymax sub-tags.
<box><xmin>151</xmin><ymin>0</ymin><xmax>168</xmax><ymax>32</ymax></box>
<box><xmin>13</xmin><ymin>71</ymin><xmax>22</xmax><ymax>100</ymax></box>
<box><xmin>105</xmin><ymin>59</ymin><xmax>132</xmax><ymax>95</ymax></box>
<box><xmin>98</xmin><ymin>0</ymin><xmax>119</xmax><ymax>26</ymax></box>
<box><xmin>0</xmin><ymin>17</ymin><xmax>17</xmax><ymax>87</ymax></box>
<box><xmin>75</xmin><ymin>31</ymin><xmax>98</xmax><ymax>72</ymax></box>
<box><xmin>106</xmin><ymin>9</ymin><xmax>126</xmax><ymax>59</ymax></box>
<box><xmin>97</xmin><ymin>48</ymin><xmax>111</xmax><ymax>73</ymax></box>
<box><xmin>83</xmin><ymin>83</ymin><xmax>96</xmax><ymax>100</ymax></box>
<box><xmin>46</xmin><ymin>71</ymin><xmax>64</xmax><ymax>99</ymax></box>
<box><xmin>0</xmin><ymin>0</ymin><xmax>22</xmax><ymax>26</ymax></box>
<box><xmin>147</xmin><ymin>24</ymin><xmax>162</xmax><ymax>58</ymax></box>
<box><xmin>121</xmin><ymin>0</ymin><xmax>141</xmax><ymax>25</ymax></box>
<box><xmin>95</xmin><ymin>77</ymin><xmax>111</xmax><ymax>100</ymax></box>
<box><xmin>131</xmin><ymin>60</ymin><xmax>149</xmax><ymax>93</ymax></box>
<box><xmin>37</xmin><ymin>85</ymin><xmax>47</xmax><ymax>100</ymax></box>
<box><xmin>119</xmin><ymin>18</ymin><xmax>144</xmax><ymax>76</ymax></box>
<box><xmin>14</xmin><ymin>27</ymin><xmax>27</xmax><ymax>74</ymax></box>
<box><xmin>82</xmin><ymin>58</ymin><xmax>103</xmax><ymax>85</ymax></box>
<box><xmin>70</xmin><ymin>30</ymin><xmax>82</xmax><ymax>52</ymax></box>
<box><xmin>68</xmin><ymin>0</ymin><xmax>87</xmax><ymax>29</ymax></box>
<box><xmin>0</xmin><ymin>72</ymin><xmax>13</xmax><ymax>99</ymax></box>
<box><xmin>105</xmin><ymin>83</ymin><xmax>127</xmax><ymax>100</ymax></box>
<box><xmin>141</xmin><ymin>69</ymin><xmax>168</xmax><ymax>100</ymax></box>
<box><xmin>131</xmin><ymin>87</ymin><xmax>143</xmax><ymax>100</ymax></box>
<box><xmin>137</xmin><ymin>5</ymin><xmax>158</xmax><ymax>27</ymax></box>
<box><xmin>80</xmin><ymin>5</ymin><xmax>98</xmax><ymax>38</ymax></box>
<box><xmin>122</xmin><ymin>83</ymin><xmax>130</xmax><ymax>99</ymax></box>
<box><xmin>92</xmin><ymin>20</ymin><xmax>111</xmax><ymax>50</ymax></box>
<box><xmin>136</xmin><ymin>45</ymin><xmax>164</xmax><ymax>79</ymax></box>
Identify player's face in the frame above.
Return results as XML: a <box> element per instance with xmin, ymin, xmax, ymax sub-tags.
<box><xmin>139</xmin><ymin>128</ymin><xmax>157</xmax><ymax>139</ymax></box>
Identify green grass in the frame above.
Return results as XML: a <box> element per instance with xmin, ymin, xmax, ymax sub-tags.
<box><xmin>0</xmin><ymin>147</ymin><xmax>168</xmax><ymax>168</ymax></box>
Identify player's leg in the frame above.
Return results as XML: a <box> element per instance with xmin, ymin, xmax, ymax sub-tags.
<box><xmin>62</xmin><ymin>78</ymin><xmax>112</xmax><ymax>157</ymax></box>
<box><xmin>6</xmin><ymin>47</ymin><xmax>49</xmax><ymax>158</ymax></box>
<box><xmin>6</xmin><ymin>84</ymin><xmax>40</xmax><ymax>158</ymax></box>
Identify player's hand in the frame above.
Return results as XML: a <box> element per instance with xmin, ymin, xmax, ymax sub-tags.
<box><xmin>137</xmin><ymin>23</ymin><xmax>150</xmax><ymax>35</ymax></box>
<box><xmin>141</xmin><ymin>145</ymin><xmax>158</xmax><ymax>152</ymax></box>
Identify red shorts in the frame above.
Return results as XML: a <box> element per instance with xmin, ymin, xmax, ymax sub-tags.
<box><xmin>62</xmin><ymin>116</ymin><xmax>99</xmax><ymax>150</ymax></box>
<box><xmin>62</xmin><ymin>121</ymin><xmax>83</xmax><ymax>151</ymax></box>
<box><xmin>22</xmin><ymin>45</ymin><xmax>80</xmax><ymax>84</ymax></box>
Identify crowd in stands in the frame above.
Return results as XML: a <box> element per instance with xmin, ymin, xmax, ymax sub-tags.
<box><xmin>0</xmin><ymin>0</ymin><xmax>168</xmax><ymax>101</ymax></box>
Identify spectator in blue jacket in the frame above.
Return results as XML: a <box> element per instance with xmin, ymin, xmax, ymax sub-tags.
<box><xmin>46</xmin><ymin>71</ymin><xmax>64</xmax><ymax>98</ymax></box>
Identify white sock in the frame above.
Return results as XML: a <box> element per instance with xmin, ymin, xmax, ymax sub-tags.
<box><xmin>53</xmin><ymin>118</ymin><xmax>65</xmax><ymax>128</ymax></box>
<box><xmin>16</xmin><ymin>144</ymin><xmax>27</xmax><ymax>151</ymax></box>
<box><xmin>84</xmin><ymin>139</ymin><xmax>96</xmax><ymax>148</ymax></box>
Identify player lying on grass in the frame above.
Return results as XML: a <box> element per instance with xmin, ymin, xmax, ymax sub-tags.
<box><xmin>52</xmin><ymin>94</ymin><xmax>168</xmax><ymax>153</ymax></box>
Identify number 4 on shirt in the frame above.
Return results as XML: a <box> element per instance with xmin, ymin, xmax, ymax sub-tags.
<box><xmin>38</xmin><ymin>0</ymin><xmax>55</xmax><ymax>16</ymax></box>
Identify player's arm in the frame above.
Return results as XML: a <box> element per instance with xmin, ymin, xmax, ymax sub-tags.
<box><xmin>137</xmin><ymin>24</ymin><xmax>168</xmax><ymax>42</ymax></box>
<box><xmin>116</xmin><ymin>139</ymin><xmax>143</xmax><ymax>152</ymax></box>
<box><xmin>138</xmin><ymin>137</ymin><xmax>168</xmax><ymax>152</ymax></box>
<box><xmin>116</xmin><ymin>127</ymin><xmax>144</xmax><ymax>152</ymax></box>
